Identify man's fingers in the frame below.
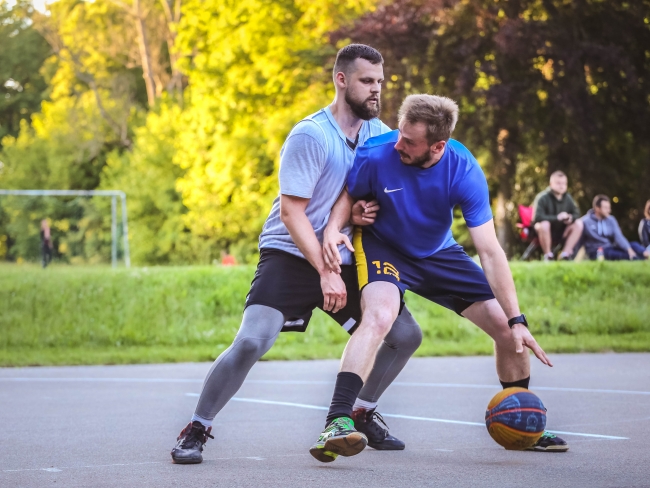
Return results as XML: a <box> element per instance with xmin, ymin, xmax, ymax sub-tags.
<box><xmin>342</xmin><ymin>235</ymin><xmax>354</xmax><ymax>252</ymax></box>
<box><xmin>323</xmin><ymin>243</ymin><xmax>343</xmax><ymax>273</ymax></box>
<box><xmin>514</xmin><ymin>334</ymin><xmax>524</xmax><ymax>354</ymax></box>
<box><xmin>323</xmin><ymin>294</ymin><xmax>332</xmax><ymax>312</ymax></box>
<box><xmin>364</xmin><ymin>204</ymin><xmax>380</xmax><ymax>214</ymax></box>
<box><xmin>530</xmin><ymin>342</ymin><xmax>553</xmax><ymax>367</ymax></box>
<box><xmin>525</xmin><ymin>337</ymin><xmax>553</xmax><ymax>367</ymax></box>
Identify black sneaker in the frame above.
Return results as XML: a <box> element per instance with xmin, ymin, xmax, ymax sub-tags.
<box><xmin>525</xmin><ymin>431</ymin><xmax>569</xmax><ymax>452</ymax></box>
<box><xmin>352</xmin><ymin>408</ymin><xmax>405</xmax><ymax>451</ymax></box>
<box><xmin>309</xmin><ymin>417</ymin><xmax>368</xmax><ymax>463</ymax></box>
<box><xmin>171</xmin><ymin>421</ymin><xmax>214</xmax><ymax>464</ymax></box>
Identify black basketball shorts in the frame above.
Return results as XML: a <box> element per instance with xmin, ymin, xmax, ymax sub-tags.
<box><xmin>245</xmin><ymin>248</ymin><xmax>361</xmax><ymax>333</ymax></box>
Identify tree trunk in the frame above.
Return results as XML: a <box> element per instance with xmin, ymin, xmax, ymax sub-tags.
<box><xmin>494</xmin><ymin>128</ymin><xmax>518</xmax><ymax>256</ymax></box>
<box><xmin>160</xmin><ymin>0</ymin><xmax>183</xmax><ymax>102</ymax></box>
<box><xmin>134</xmin><ymin>0</ymin><xmax>156</xmax><ymax>106</ymax></box>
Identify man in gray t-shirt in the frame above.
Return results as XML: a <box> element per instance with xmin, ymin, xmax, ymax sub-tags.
<box><xmin>259</xmin><ymin>105</ymin><xmax>389</xmax><ymax>265</ymax></box>
<box><xmin>171</xmin><ymin>44</ymin><xmax>423</xmax><ymax>465</ymax></box>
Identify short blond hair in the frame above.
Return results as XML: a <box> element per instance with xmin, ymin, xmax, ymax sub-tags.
<box><xmin>398</xmin><ymin>94</ymin><xmax>459</xmax><ymax>144</ymax></box>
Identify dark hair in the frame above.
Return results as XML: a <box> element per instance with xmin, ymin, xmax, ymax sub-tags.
<box><xmin>593</xmin><ymin>194</ymin><xmax>610</xmax><ymax>208</ymax></box>
<box><xmin>333</xmin><ymin>44</ymin><xmax>383</xmax><ymax>78</ymax></box>
<box><xmin>550</xmin><ymin>170</ymin><xmax>567</xmax><ymax>180</ymax></box>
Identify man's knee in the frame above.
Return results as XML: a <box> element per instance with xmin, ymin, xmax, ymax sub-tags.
<box><xmin>361</xmin><ymin>308</ymin><xmax>398</xmax><ymax>337</ymax></box>
<box><xmin>569</xmin><ymin>219</ymin><xmax>584</xmax><ymax>233</ymax></box>
<box><xmin>385</xmin><ymin>311</ymin><xmax>423</xmax><ymax>351</ymax></box>
<box><xmin>534</xmin><ymin>221</ymin><xmax>551</xmax><ymax>234</ymax></box>
<box><xmin>231</xmin><ymin>335</ymin><xmax>274</xmax><ymax>362</ymax></box>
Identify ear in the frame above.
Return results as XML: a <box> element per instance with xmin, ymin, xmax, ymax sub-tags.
<box><xmin>334</xmin><ymin>71</ymin><xmax>347</xmax><ymax>89</ymax></box>
<box><xmin>431</xmin><ymin>140</ymin><xmax>446</xmax><ymax>154</ymax></box>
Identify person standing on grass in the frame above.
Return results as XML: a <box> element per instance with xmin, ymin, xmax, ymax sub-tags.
<box><xmin>639</xmin><ymin>199</ymin><xmax>650</xmax><ymax>253</ymax></box>
<box><xmin>310</xmin><ymin>94</ymin><xmax>568</xmax><ymax>463</ymax></box>
<box><xmin>170</xmin><ymin>44</ymin><xmax>423</xmax><ymax>465</ymax></box>
<box><xmin>532</xmin><ymin>171</ymin><xmax>583</xmax><ymax>261</ymax></box>
<box><xmin>582</xmin><ymin>195</ymin><xmax>649</xmax><ymax>261</ymax></box>
<box><xmin>40</xmin><ymin>219</ymin><xmax>53</xmax><ymax>268</ymax></box>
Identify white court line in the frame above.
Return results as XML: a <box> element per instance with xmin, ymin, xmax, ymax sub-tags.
<box><xmin>2</xmin><ymin>455</ymin><xmax>308</xmax><ymax>473</ymax></box>
<box><xmin>394</xmin><ymin>382</ymin><xmax>650</xmax><ymax>396</ymax></box>
<box><xmin>4</xmin><ymin>377</ymin><xmax>650</xmax><ymax>396</ymax></box>
<box><xmin>3</xmin><ymin>461</ymin><xmax>161</xmax><ymax>473</ymax></box>
<box><xmin>184</xmin><ymin>393</ymin><xmax>629</xmax><ymax>440</ymax></box>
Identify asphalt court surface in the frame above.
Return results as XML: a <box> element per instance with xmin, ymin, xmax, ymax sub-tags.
<box><xmin>1</xmin><ymin>353</ymin><xmax>649</xmax><ymax>487</ymax></box>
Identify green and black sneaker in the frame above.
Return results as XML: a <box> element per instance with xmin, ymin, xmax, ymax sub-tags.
<box><xmin>525</xmin><ymin>431</ymin><xmax>569</xmax><ymax>452</ymax></box>
<box><xmin>309</xmin><ymin>417</ymin><xmax>368</xmax><ymax>463</ymax></box>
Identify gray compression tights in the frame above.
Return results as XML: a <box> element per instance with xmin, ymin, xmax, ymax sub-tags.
<box><xmin>194</xmin><ymin>304</ymin><xmax>423</xmax><ymax>420</ymax></box>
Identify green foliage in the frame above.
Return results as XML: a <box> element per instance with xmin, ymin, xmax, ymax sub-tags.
<box><xmin>171</xmin><ymin>0</ymin><xmax>376</xmax><ymax>258</ymax></box>
<box><xmin>100</xmin><ymin>101</ymin><xmax>209</xmax><ymax>265</ymax></box>
<box><xmin>1</xmin><ymin>261</ymin><xmax>649</xmax><ymax>366</ymax></box>
<box><xmin>2</xmin><ymin>0</ymin><xmax>649</xmax><ymax>265</ymax></box>
<box><xmin>0</xmin><ymin>0</ymin><xmax>50</xmax><ymax>143</ymax></box>
<box><xmin>340</xmin><ymin>0</ymin><xmax>650</xmax><ymax>250</ymax></box>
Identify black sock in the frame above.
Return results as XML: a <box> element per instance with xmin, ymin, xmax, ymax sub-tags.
<box><xmin>500</xmin><ymin>376</ymin><xmax>530</xmax><ymax>390</ymax></box>
<box><xmin>325</xmin><ymin>372</ymin><xmax>364</xmax><ymax>426</ymax></box>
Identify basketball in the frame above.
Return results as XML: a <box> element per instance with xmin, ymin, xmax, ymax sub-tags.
<box><xmin>485</xmin><ymin>387</ymin><xmax>547</xmax><ymax>450</ymax></box>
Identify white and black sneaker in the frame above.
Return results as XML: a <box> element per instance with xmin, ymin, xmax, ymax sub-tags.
<box><xmin>171</xmin><ymin>421</ymin><xmax>214</xmax><ymax>464</ymax></box>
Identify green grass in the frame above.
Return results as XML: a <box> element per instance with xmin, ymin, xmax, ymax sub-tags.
<box><xmin>1</xmin><ymin>261</ymin><xmax>649</xmax><ymax>366</ymax></box>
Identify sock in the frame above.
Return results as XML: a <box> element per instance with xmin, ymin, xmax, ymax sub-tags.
<box><xmin>353</xmin><ymin>398</ymin><xmax>378</xmax><ymax>411</ymax></box>
<box><xmin>500</xmin><ymin>376</ymin><xmax>530</xmax><ymax>390</ymax></box>
<box><xmin>325</xmin><ymin>372</ymin><xmax>364</xmax><ymax>426</ymax></box>
<box><xmin>190</xmin><ymin>413</ymin><xmax>213</xmax><ymax>429</ymax></box>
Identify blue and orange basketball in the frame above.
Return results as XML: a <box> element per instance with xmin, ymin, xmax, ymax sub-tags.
<box><xmin>485</xmin><ymin>387</ymin><xmax>546</xmax><ymax>450</ymax></box>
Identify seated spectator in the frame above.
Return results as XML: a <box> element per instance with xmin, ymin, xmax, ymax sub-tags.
<box><xmin>639</xmin><ymin>199</ymin><xmax>650</xmax><ymax>252</ymax></box>
<box><xmin>582</xmin><ymin>195</ymin><xmax>649</xmax><ymax>261</ymax></box>
<box><xmin>532</xmin><ymin>171</ymin><xmax>584</xmax><ymax>260</ymax></box>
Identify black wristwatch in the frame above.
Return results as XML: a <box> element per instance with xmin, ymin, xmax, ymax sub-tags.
<box><xmin>508</xmin><ymin>314</ymin><xmax>528</xmax><ymax>329</ymax></box>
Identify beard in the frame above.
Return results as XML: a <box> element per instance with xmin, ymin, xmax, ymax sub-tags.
<box><xmin>345</xmin><ymin>91</ymin><xmax>381</xmax><ymax>120</ymax></box>
<box><xmin>398</xmin><ymin>149</ymin><xmax>432</xmax><ymax>168</ymax></box>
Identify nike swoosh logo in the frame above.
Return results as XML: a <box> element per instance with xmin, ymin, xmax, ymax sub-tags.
<box><xmin>384</xmin><ymin>187</ymin><xmax>403</xmax><ymax>193</ymax></box>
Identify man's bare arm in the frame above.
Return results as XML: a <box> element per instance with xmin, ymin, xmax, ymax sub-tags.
<box><xmin>280</xmin><ymin>194</ymin><xmax>347</xmax><ymax>312</ymax></box>
<box><xmin>468</xmin><ymin>220</ymin><xmax>552</xmax><ymax>366</ymax></box>
<box><xmin>322</xmin><ymin>188</ymin><xmax>380</xmax><ymax>273</ymax></box>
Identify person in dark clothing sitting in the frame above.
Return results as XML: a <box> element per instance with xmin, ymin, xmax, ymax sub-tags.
<box><xmin>532</xmin><ymin>171</ymin><xmax>583</xmax><ymax>261</ymax></box>
<box><xmin>582</xmin><ymin>195</ymin><xmax>649</xmax><ymax>261</ymax></box>
<box><xmin>639</xmin><ymin>199</ymin><xmax>650</xmax><ymax>253</ymax></box>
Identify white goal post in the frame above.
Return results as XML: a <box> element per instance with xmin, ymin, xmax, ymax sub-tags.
<box><xmin>0</xmin><ymin>189</ymin><xmax>131</xmax><ymax>268</ymax></box>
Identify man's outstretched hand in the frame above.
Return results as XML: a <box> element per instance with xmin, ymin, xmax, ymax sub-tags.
<box><xmin>512</xmin><ymin>323</ymin><xmax>553</xmax><ymax>367</ymax></box>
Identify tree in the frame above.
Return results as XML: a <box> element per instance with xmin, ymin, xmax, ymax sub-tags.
<box><xmin>335</xmin><ymin>0</ymin><xmax>650</xmax><ymax>251</ymax></box>
<box><xmin>0</xmin><ymin>0</ymin><xmax>50</xmax><ymax>144</ymax></box>
<box><xmin>170</xmin><ymin>0</ymin><xmax>377</xmax><ymax>260</ymax></box>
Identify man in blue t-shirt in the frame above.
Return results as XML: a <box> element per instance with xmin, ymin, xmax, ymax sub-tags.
<box><xmin>310</xmin><ymin>94</ymin><xmax>568</xmax><ymax>460</ymax></box>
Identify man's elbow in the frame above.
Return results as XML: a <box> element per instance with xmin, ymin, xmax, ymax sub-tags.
<box><xmin>477</xmin><ymin>244</ymin><xmax>506</xmax><ymax>263</ymax></box>
<box><xmin>280</xmin><ymin>205</ymin><xmax>292</xmax><ymax>225</ymax></box>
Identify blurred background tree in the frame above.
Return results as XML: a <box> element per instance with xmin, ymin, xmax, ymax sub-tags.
<box><xmin>334</xmin><ymin>0</ymin><xmax>650</xmax><ymax>253</ymax></box>
<box><xmin>1</xmin><ymin>0</ymin><xmax>649</xmax><ymax>263</ymax></box>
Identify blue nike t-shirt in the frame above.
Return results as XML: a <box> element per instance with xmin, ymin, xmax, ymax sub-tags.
<box><xmin>347</xmin><ymin>130</ymin><xmax>493</xmax><ymax>259</ymax></box>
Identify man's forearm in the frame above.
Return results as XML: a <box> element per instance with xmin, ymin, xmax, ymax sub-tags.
<box><xmin>326</xmin><ymin>188</ymin><xmax>354</xmax><ymax>232</ymax></box>
<box><xmin>479</xmin><ymin>249</ymin><xmax>521</xmax><ymax>320</ymax></box>
<box><xmin>284</xmin><ymin>212</ymin><xmax>328</xmax><ymax>274</ymax></box>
